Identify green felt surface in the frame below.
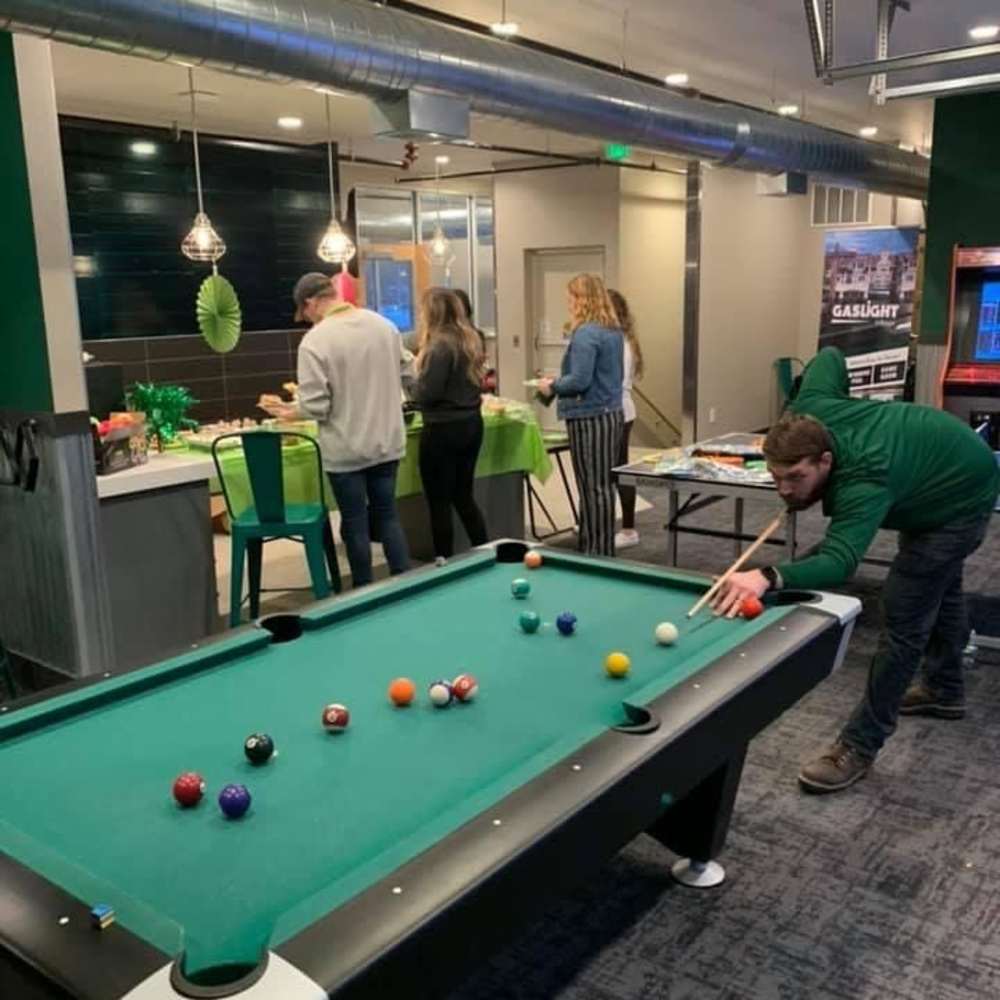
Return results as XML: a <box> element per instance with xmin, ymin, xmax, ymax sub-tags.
<box><xmin>0</xmin><ymin>552</ymin><xmax>793</xmax><ymax>975</ymax></box>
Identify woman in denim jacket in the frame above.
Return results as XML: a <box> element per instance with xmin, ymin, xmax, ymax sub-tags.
<box><xmin>540</xmin><ymin>275</ymin><xmax>624</xmax><ymax>555</ymax></box>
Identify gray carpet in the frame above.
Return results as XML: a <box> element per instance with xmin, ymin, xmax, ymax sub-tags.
<box><xmin>447</xmin><ymin>499</ymin><xmax>1000</xmax><ymax>1000</ymax></box>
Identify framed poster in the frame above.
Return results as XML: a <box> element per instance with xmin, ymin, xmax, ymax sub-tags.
<box><xmin>820</xmin><ymin>227</ymin><xmax>919</xmax><ymax>400</ymax></box>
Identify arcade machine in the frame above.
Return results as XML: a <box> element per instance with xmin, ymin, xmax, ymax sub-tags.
<box><xmin>940</xmin><ymin>246</ymin><xmax>1000</xmax><ymax>653</ymax></box>
<box><xmin>941</xmin><ymin>245</ymin><xmax>1000</xmax><ymax>448</ymax></box>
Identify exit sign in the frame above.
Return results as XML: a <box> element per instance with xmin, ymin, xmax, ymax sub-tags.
<box><xmin>604</xmin><ymin>143</ymin><xmax>632</xmax><ymax>161</ymax></box>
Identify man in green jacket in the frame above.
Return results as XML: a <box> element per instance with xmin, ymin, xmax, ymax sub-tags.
<box><xmin>712</xmin><ymin>347</ymin><xmax>999</xmax><ymax>792</ymax></box>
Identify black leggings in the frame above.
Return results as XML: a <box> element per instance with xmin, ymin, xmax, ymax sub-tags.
<box><xmin>419</xmin><ymin>414</ymin><xmax>489</xmax><ymax>558</ymax></box>
<box><xmin>616</xmin><ymin>420</ymin><xmax>636</xmax><ymax>529</ymax></box>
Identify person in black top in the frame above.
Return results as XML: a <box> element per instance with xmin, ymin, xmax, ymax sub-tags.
<box><xmin>412</xmin><ymin>288</ymin><xmax>490</xmax><ymax>561</ymax></box>
<box><xmin>454</xmin><ymin>288</ymin><xmax>497</xmax><ymax>394</ymax></box>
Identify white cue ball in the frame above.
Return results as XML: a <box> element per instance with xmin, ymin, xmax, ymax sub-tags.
<box><xmin>655</xmin><ymin>622</ymin><xmax>679</xmax><ymax>646</ymax></box>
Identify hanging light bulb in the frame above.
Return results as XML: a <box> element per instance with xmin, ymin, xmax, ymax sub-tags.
<box><xmin>183</xmin><ymin>211</ymin><xmax>227</xmax><ymax>262</ymax></box>
<box><xmin>428</xmin><ymin>222</ymin><xmax>451</xmax><ymax>264</ymax></box>
<box><xmin>318</xmin><ymin>218</ymin><xmax>356</xmax><ymax>265</ymax></box>
<box><xmin>317</xmin><ymin>94</ymin><xmax>356</xmax><ymax>265</ymax></box>
<box><xmin>181</xmin><ymin>69</ymin><xmax>226</xmax><ymax>264</ymax></box>
<box><xmin>424</xmin><ymin>158</ymin><xmax>452</xmax><ymax>267</ymax></box>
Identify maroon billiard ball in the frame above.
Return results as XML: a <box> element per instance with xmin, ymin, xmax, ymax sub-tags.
<box><xmin>172</xmin><ymin>772</ymin><xmax>205</xmax><ymax>808</ymax></box>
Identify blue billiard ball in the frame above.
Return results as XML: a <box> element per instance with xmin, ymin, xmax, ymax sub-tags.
<box><xmin>218</xmin><ymin>783</ymin><xmax>252</xmax><ymax>819</ymax></box>
<box><xmin>519</xmin><ymin>611</ymin><xmax>541</xmax><ymax>634</ymax></box>
<box><xmin>511</xmin><ymin>578</ymin><xmax>531</xmax><ymax>599</ymax></box>
<box><xmin>556</xmin><ymin>612</ymin><xmax>577</xmax><ymax>636</ymax></box>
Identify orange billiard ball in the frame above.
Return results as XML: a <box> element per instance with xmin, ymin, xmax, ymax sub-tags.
<box><xmin>740</xmin><ymin>596</ymin><xmax>764</xmax><ymax>620</ymax></box>
<box><xmin>524</xmin><ymin>550</ymin><xmax>543</xmax><ymax>569</ymax></box>
<box><xmin>388</xmin><ymin>677</ymin><xmax>416</xmax><ymax>707</ymax></box>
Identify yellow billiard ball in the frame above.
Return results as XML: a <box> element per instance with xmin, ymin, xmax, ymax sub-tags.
<box><xmin>604</xmin><ymin>652</ymin><xmax>631</xmax><ymax>678</ymax></box>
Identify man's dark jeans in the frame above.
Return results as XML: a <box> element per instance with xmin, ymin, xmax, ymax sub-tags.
<box><xmin>841</xmin><ymin>510</ymin><xmax>991</xmax><ymax>760</ymax></box>
<box><xmin>328</xmin><ymin>461</ymin><xmax>410</xmax><ymax>588</ymax></box>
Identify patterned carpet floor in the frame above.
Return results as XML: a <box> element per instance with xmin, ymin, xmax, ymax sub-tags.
<box><xmin>447</xmin><ymin>500</ymin><xmax>1000</xmax><ymax>1000</ymax></box>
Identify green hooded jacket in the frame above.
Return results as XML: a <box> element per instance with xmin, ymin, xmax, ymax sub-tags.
<box><xmin>776</xmin><ymin>347</ymin><xmax>999</xmax><ymax>589</ymax></box>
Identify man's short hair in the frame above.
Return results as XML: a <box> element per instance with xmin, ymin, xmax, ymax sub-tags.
<box><xmin>763</xmin><ymin>414</ymin><xmax>833</xmax><ymax>466</ymax></box>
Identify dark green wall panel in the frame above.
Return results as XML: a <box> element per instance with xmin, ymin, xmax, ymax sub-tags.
<box><xmin>60</xmin><ymin>117</ymin><xmax>338</xmax><ymax>340</ymax></box>
<box><xmin>0</xmin><ymin>33</ymin><xmax>53</xmax><ymax>412</ymax></box>
<box><xmin>922</xmin><ymin>92</ymin><xmax>1000</xmax><ymax>345</ymax></box>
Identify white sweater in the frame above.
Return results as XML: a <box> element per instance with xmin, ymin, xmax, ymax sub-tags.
<box><xmin>296</xmin><ymin>306</ymin><xmax>406</xmax><ymax>473</ymax></box>
<box><xmin>622</xmin><ymin>340</ymin><xmax>636</xmax><ymax>424</ymax></box>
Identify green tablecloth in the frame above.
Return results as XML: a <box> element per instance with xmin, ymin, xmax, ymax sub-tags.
<box><xmin>194</xmin><ymin>409</ymin><xmax>553</xmax><ymax>518</ymax></box>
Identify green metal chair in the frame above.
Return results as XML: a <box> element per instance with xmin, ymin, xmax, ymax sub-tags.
<box><xmin>212</xmin><ymin>431</ymin><xmax>341</xmax><ymax>627</ymax></box>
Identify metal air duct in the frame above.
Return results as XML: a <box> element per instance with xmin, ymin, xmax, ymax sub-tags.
<box><xmin>0</xmin><ymin>0</ymin><xmax>928</xmax><ymax>198</ymax></box>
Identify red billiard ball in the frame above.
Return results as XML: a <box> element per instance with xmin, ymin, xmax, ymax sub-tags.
<box><xmin>451</xmin><ymin>674</ymin><xmax>479</xmax><ymax>702</ymax></box>
<box><xmin>322</xmin><ymin>703</ymin><xmax>350</xmax><ymax>731</ymax></box>
<box><xmin>172</xmin><ymin>772</ymin><xmax>205</xmax><ymax>808</ymax></box>
<box><xmin>740</xmin><ymin>595</ymin><xmax>764</xmax><ymax>620</ymax></box>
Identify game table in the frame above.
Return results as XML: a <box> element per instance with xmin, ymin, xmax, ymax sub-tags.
<box><xmin>0</xmin><ymin>542</ymin><xmax>859</xmax><ymax>1000</ymax></box>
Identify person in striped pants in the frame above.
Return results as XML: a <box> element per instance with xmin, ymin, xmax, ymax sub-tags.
<box><xmin>539</xmin><ymin>275</ymin><xmax>624</xmax><ymax>556</ymax></box>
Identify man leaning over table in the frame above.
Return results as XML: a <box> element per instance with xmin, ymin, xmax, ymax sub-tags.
<box><xmin>710</xmin><ymin>347</ymin><xmax>999</xmax><ymax>794</ymax></box>
<box><xmin>260</xmin><ymin>272</ymin><xmax>410</xmax><ymax>587</ymax></box>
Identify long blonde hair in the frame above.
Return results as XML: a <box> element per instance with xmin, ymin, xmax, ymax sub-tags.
<box><xmin>608</xmin><ymin>288</ymin><xmax>644</xmax><ymax>380</ymax></box>
<box><xmin>415</xmin><ymin>287</ymin><xmax>484</xmax><ymax>383</ymax></box>
<box><xmin>567</xmin><ymin>274</ymin><xmax>619</xmax><ymax>332</ymax></box>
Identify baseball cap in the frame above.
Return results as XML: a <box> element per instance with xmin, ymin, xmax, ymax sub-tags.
<box><xmin>293</xmin><ymin>272</ymin><xmax>333</xmax><ymax>322</ymax></box>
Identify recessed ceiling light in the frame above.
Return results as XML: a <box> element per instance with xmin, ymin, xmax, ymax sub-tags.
<box><xmin>435</xmin><ymin>155</ymin><xmax>451</xmax><ymax>165</ymax></box>
<box><xmin>859</xmin><ymin>125</ymin><xmax>879</xmax><ymax>138</ymax></box>
<box><xmin>277</xmin><ymin>116</ymin><xmax>303</xmax><ymax>130</ymax></box>
<box><xmin>969</xmin><ymin>24</ymin><xmax>999</xmax><ymax>41</ymax></box>
<box><xmin>130</xmin><ymin>141</ymin><xmax>158</xmax><ymax>157</ymax></box>
<box><xmin>665</xmin><ymin>72</ymin><xmax>689</xmax><ymax>87</ymax></box>
<box><xmin>777</xmin><ymin>104</ymin><xmax>800</xmax><ymax>117</ymax></box>
<box><xmin>490</xmin><ymin>21</ymin><xmax>519</xmax><ymax>36</ymax></box>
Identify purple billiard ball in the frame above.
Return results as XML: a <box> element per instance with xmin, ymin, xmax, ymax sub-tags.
<box><xmin>218</xmin><ymin>783</ymin><xmax>251</xmax><ymax>819</ymax></box>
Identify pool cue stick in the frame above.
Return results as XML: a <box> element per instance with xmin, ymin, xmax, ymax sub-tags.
<box><xmin>686</xmin><ymin>513</ymin><xmax>785</xmax><ymax>619</ymax></box>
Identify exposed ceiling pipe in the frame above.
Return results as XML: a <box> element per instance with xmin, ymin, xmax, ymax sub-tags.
<box><xmin>396</xmin><ymin>158</ymin><xmax>687</xmax><ymax>184</ymax></box>
<box><xmin>0</xmin><ymin>0</ymin><xmax>928</xmax><ymax>198</ymax></box>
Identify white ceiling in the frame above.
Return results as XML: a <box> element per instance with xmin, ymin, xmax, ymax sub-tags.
<box><xmin>49</xmin><ymin>0</ymin><xmax>1000</xmax><ymax>169</ymax></box>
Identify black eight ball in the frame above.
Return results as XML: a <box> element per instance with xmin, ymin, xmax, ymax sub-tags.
<box><xmin>243</xmin><ymin>732</ymin><xmax>275</xmax><ymax>765</ymax></box>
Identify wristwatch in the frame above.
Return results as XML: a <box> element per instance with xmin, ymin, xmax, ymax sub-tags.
<box><xmin>761</xmin><ymin>566</ymin><xmax>781</xmax><ymax>591</ymax></box>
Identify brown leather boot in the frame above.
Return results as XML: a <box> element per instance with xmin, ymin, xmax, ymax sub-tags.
<box><xmin>798</xmin><ymin>742</ymin><xmax>870</xmax><ymax>793</ymax></box>
<box><xmin>899</xmin><ymin>683</ymin><xmax>966</xmax><ymax>719</ymax></box>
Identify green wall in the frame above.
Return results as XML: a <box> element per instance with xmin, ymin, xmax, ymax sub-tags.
<box><xmin>0</xmin><ymin>32</ymin><xmax>52</xmax><ymax>411</ymax></box>
<box><xmin>921</xmin><ymin>91</ymin><xmax>1000</xmax><ymax>345</ymax></box>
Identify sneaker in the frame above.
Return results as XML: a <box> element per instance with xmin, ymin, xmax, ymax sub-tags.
<box><xmin>798</xmin><ymin>742</ymin><xmax>870</xmax><ymax>794</ymax></box>
<box><xmin>615</xmin><ymin>529</ymin><xmax>640</xmax><ymax>550</ymax></box>
<box><xmin>899</xmin><ymin>683</ymin><xmax>965</xmax><ymax>719</ymax></box>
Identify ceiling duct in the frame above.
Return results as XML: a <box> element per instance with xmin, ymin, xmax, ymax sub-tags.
<box><xmin>0</xmin><ymin>0</ymin><xmax>928</xmax><ymax>198</ymax></box>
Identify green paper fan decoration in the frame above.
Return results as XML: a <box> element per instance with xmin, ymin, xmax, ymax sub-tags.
<box><xmin>196</xmin><ymin>273</ymin><xmax>242</xmax><ymax>353</ymax></box>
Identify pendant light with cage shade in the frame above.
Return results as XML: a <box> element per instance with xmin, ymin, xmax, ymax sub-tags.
<box><xmin>425</xmin><ymin>158</ymin><xmax>454</xmax><ymax>271</ymax></box>
<box><xmin>179</xmin><ymin>68</ymin><xmax>242</xmax><ymax>354</ymax></box>
<box><xmin>181</xmin><ymin>69</ymin><xmax>226</xmax><ymax>265</ymax></box>
<box><xmin>317</xmin><ymin>95</ymin><xmax>356</xmax><ymax>265</ymax></box>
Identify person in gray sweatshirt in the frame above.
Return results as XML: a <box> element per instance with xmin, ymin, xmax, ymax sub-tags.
<box><xmin>263</xmin><ymin>272</ymin><xmax>410</xmax><ymax>587</ymax></box>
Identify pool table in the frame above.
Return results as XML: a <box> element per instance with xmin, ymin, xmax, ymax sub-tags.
<box><xmin>0</xmin><ymin>542</ymin><xmax>860</xmax><ymax>1000</ymax></box>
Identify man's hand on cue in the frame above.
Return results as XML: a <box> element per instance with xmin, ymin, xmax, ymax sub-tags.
<box><xmin>709</xmin><ymin>569</ymin><xmax>769</xmax><ymax>619</ymax></box>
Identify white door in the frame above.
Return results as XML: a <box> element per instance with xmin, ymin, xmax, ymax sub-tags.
<box><xmin>526</xmin><ymin>247</ymin><xmax>606</xmax><ymax>430</ymax></box>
